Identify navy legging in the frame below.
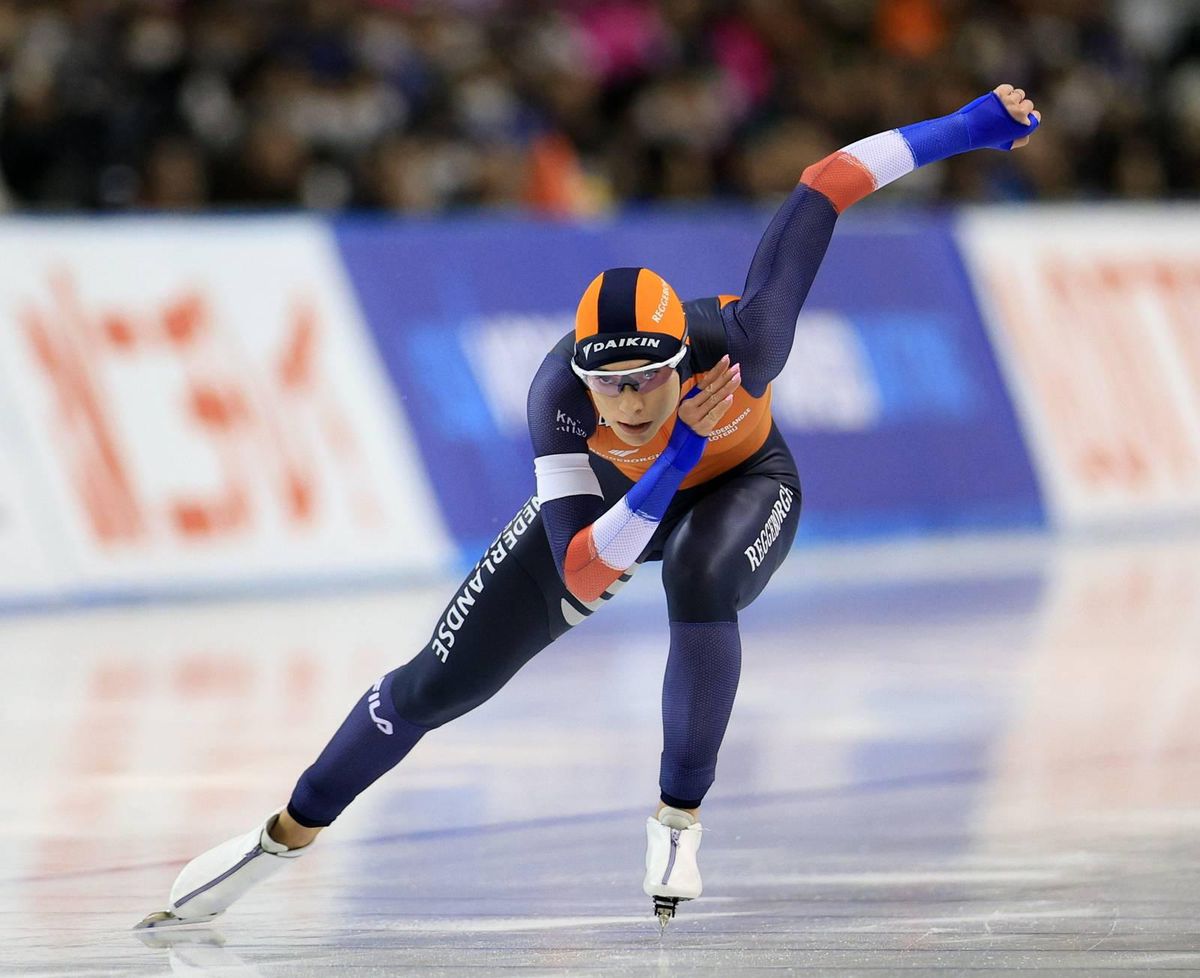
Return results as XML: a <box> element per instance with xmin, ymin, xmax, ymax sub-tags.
<box><xmin>287</xmin><ymin>428</ymin><xmax>800</xmax><ymax>826</ymax></box>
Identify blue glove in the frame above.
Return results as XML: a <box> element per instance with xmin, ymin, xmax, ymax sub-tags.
<box><xmin>958</xmin><ymin>92</ymin><xmax>1040</xmax><ymax>150</ymax></box>
<box><xmin>665</xmin><ymin>388</ymin><xmax>708</xmax><ymax>473</ymax></box>
<box><xmin>623</xmin><ymin>388</ymin><xmax>708</xmax><ymax>519</ymax></box>
<box><xmin>900</xmin><ymin>91</ymin><xmax>1039</xmax><ymax>166</ymax></box>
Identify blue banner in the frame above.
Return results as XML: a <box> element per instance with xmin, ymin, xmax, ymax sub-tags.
<box><xmin>336</xmin><ymin>210</ymin><xmax>1044</xmax><ymax>557</ymax></box>
<box><xmin>780</xmin><ymin>215</ymin><xmax>1044</xmax><ymax>539</ymax></box>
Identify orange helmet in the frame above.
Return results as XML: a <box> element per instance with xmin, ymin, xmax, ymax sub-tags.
<box><xmin>572</xmin><ymin>267</ymin><xmax>687</xmax><ymax>372</ymax></box>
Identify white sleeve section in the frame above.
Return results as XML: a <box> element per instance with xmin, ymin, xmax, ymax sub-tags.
<box><xmin>534</xmin><ymin>453</ymin><xmax>603</xmax><ymax>502</ymax></box>
<box><xmin>842</xmin><ymin>129</ymin><xmax>916</xmax><ymax>191</ymax></box>
<box><xmin>590</xmin><ymin>499</ymin><xmax>659</xmax><ymax>571</ymax></box>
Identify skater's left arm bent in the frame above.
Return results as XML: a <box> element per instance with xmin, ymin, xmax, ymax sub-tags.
<box><xmin>560</xmin><ymin>361</ymin><xmax>740</xmax><ymax>602</ymax></box>
<box><xmin>529</xmin><ymin>353</ymin><xmax>740</xmax><ymax>603</ymax></box>
<box><xmin>527</xmin><ymin>348</ymin><xmax>607</xmax><ymax>577</ymax></box>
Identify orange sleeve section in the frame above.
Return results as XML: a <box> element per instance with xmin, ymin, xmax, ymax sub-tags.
<box><xmin>800</xmin><ymin>151</ymin><xmax>876</xmax><ymax>213</ymax></box>
<box><xmin>564</xmin><ymin>526</ymin><xmax>622</xmax><ymax>604</ymax></box>
<box><xmin>717</xmin><ymin>294</ymin><xmax>741</xmax><ymax>309</ymax></box>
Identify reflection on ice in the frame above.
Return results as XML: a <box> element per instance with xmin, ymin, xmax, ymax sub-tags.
<box><xmin>985</xmin><ymin>537</ymin><xmax>1200</xmax><ymax>830</ymax></box>
<box><xmin>2</xmin><ymin>533</ymin><xmax>1200</xmax><ymax>975</ymax></box>
<box><xmin>134</xmin><ymin>927</ymin><xmax>267</xmax><ymax>978</ymax></box>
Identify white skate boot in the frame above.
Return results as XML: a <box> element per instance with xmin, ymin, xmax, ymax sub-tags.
<box><xmin>642</xmin><ymin>806</ymin><xmax>702</xmax><ymax>931</ymax></box>
<box><xmin>134</xmin><ymin>811</ymin><xmax>307</xmax><ymax>930</ymax></box>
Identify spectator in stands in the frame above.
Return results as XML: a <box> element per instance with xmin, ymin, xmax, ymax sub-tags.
<box><xmin>0</xmin><ymin>0</ymin><xmax>1193</xmax><ymax>214</ymax></box>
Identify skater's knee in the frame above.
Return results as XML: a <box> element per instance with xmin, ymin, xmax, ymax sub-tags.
<box><xmin>662</xmin><ymin>557</ymin><xmax>739</xmax><ymax>622</ymax></box>
<box><xmin>388</xmin><ymin>658</ymin><xmax>480</xmax><ymax>728</ymax></box>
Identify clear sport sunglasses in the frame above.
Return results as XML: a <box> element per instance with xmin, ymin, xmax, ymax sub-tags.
<box><xmin>570</xmin><ymin>346</ymin><xmax>688</xmax><ymax>396</ymax></box>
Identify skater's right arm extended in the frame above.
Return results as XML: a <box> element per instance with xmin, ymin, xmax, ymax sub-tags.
<box><xmin>723</xmin><ymin>84</ymin><xmax>1041</xmax><ymax>396</ymax></box>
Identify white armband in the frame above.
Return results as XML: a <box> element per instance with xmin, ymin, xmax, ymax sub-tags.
<box><xmin>534</xmin><ymin>453</ymin><xmax>603</xmax><ymax>502</ymax></box>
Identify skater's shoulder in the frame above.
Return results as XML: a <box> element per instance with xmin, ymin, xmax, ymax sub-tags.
<box><xmin>682</xmin><ymin>296</ymin><xmax>737</xmax><ymax>374</ymax></box>
<box><xmin>527</xmin><ymin>332</ymin><xmax>597</xmax><ymax>442</ymax></box>
<box><xmin>531</xmin><ymin>331</ymin><xmax>587</xmax><ymax>392</ymax></box>
<box><xmin>528</xmin><ymin>331</ymin><xmax>587</xmax><ymax>388</ymax></box>
<box><xmin>549</xmin><ymin>329</ymin><xmax>575</xmax><ymax>361</ymax></box>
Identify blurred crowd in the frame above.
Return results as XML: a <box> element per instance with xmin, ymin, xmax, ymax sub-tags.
<box><xmin>0</xmin><ymin>0</ymin><xmax>1196</xmax><ymax>214</ymax></box>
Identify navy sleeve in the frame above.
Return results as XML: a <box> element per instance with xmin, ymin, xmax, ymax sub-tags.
<box><xmin>526</xmin><ymin>342</ymin><xmax>606</xmax><ymax>579</ymax></box>
<box><xmin>720</xmin><ymin>183</ymin><xmax>840</xmax><ymax>397</ymax></box>
<box><xmin>722</xmin><ymin>91</ymin><xmax>1038</xmax><ymax>396</ymax></box>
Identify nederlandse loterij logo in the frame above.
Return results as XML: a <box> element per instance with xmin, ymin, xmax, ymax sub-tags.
<box><xmin>367</xmin><ymin>676</ymin><xmax>393</xmax><ymax>735</ymax></box>
<box><xmin>580</xmin><ymin>337</ymin><xmax>661</xmax><ymax>357</ymax></box>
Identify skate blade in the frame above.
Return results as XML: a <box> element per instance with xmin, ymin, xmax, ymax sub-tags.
<box><xmin>132</xmin><ymin>926</ymin><xmax>227</xmax><ymax>951</ymax></box>
<box><xmin>652</xmin><ymin>896</ymin><xmax>689</xmax><ymax>933</ymax></box>
<box><xmin>133</xmin><ymin>909</ymin><xmax>222</xmax><ymax>931</ymax></box>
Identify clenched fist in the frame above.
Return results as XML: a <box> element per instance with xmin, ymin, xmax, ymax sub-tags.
<box><xmin>993</xmin><ymin>83</ymin><xmax>1042</xmax><ymax>149</ymax></box>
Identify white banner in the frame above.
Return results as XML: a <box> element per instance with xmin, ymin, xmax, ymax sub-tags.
<box><xmin>0</xmin><ymin>218</ymin><xmax>451</xmax><ymax>597</ymax></box>
<box><xmin>0</xmin><ymin>459</ymin><xmax>60</xmax><ymax>599</ymax></box>
<box><xmin>958</xmin><ymin>207</ymin><xmax>1200</xmax><ymax>529</ymax></box>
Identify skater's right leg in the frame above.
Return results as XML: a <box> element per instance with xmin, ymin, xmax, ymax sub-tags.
<box><xmin>287</xmin><ymin>497</ymin><xmax>581</xmax><ymax>829</ymax></box>
<box><xmin>138</xmin><ymin>498</ymin><xmax>592</xmax><ymax>927</ymax></box>
<box><xmin>273</xmin><ymin>492</ymin><xmax>621</xmax><ymax>835</ymax></box>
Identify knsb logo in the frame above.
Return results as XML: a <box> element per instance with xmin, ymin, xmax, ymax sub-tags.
<box><xmin>367</xmin><ymin>676</ymin><xmax>393</xmax><ymax>735</ymax></box>
<box><xmin>608</xmin><ymin>448</ymin><xmax>639</xmax><ymax>457</ymax></box>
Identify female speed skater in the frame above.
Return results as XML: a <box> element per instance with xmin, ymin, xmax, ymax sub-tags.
<box><xmin>138</xmin><ymin>84</ymin><xmax>1041</xmax><ymax>932</ymax></box>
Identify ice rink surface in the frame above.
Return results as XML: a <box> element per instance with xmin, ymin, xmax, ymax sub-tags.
<box><xmin>3</xmin><ymin>532</ymin><xmax>1200</xmax><ymax>976</ymax></box>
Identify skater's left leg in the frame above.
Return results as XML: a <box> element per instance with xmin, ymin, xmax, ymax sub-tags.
<box><xmin>658</xmin><ymin>474</ymin><xmax>800</xmax><ymax>811</ymax></box>
<box><xmin>643</xmin><ymin>473</ymin><xmax>798</xmax><ymax>924</ymax></box>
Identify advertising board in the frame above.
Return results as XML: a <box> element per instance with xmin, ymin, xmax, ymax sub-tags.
<box><xmin>0</xmin><ymin>218</ymin><xmax>451</xmax><ymax>599</ymax></box>
<box><xmin>959</xmin><ymin>208</ymin><xmax>1200</xmax><ymax>529</ymax></box>
<box><xmin>339</xmin><ymin>211</ymin><xmax>1043</xmax><ymax>552</ymax></box>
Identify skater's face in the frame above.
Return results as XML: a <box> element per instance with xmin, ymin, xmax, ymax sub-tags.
<box><xmin>589</xmin><ymin>359</ymin><xmax>682</xmax><ymax>446</ymax></box>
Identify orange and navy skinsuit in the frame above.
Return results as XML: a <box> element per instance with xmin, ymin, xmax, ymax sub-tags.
<box><xmin>285</xmin><ymin>93</ymin><xmax>1041</xmax><ymax>829</ymax></box>
<box><xmin>527</xmin><ymin>291</ymin><xmax>803</xmax><ymax>611</ymax></box>
<box><xmin>527</xmin><ymin>89</ymin><xmax>1041</xmax><ymax>614</ymax></box>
